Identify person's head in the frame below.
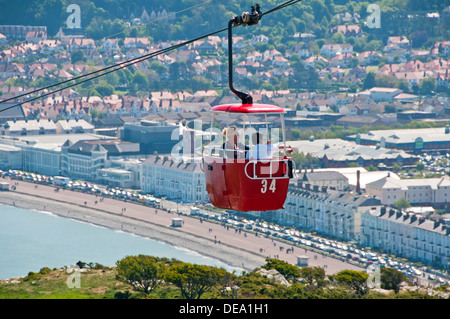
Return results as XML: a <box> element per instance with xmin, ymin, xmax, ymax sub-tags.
<box><xmin>252</xmin><ymin>132</ymin><xmax>263</xmax><ymax>145</ymax></box>
<box><xmin>223</xmin><ymin>126</ymin><xmax>238</xmax><ymax>144</ymax></box>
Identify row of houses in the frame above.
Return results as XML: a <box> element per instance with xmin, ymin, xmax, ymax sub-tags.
<box><xmin>362</xmin><ymin>206</ymin><xmax>450</xmax><ymax>267</ymax></box>
<box><xmin>366</xmin><ymin>175</ymin><xmax>450</xmax><ymax>210</ymax></box>
<box><xmin>2</xmin><ymin>22</ymin><xmax>450</xmax><ymax>90</ymax></box>
<box><xmin>1</xmin><ymin>86</ymin><xmax>446</xmax><ymax>136</ymax></box>
<box><xmin>0</xmin><ymin>118</ymin><xmax>94</xmax><ymax>136</ymax></box>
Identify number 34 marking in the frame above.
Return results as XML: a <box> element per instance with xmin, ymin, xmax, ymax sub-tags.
<box><xmin>261</xmin><ymin>179</ymin><xmax>276</xmax><ymax>193</ymax></box>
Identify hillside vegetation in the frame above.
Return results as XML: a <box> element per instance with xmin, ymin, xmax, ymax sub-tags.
<box><xmin>1</xmin><ymin>255</ymin><xmax>447</xmax><ymax>299</ymax></box>
<box><xmin>1</xmin><ymin>0</ymin><xmax>448</xmax><ymax>40</ymax></box>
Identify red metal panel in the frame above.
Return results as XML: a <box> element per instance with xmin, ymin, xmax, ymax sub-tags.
<box><xmin>211</xmin><ymin>103</ymin><xmax>286</xmax><ymax>114</ymax></box>
<box><xmin>203</xmin><ymin>158</ymin><xmax>230</xmax><ymax>209</ymax></box>
<box><xmin>203</xmin><ymin>156</ymin><xmax>289</xmax><ymax>212</ymax></box>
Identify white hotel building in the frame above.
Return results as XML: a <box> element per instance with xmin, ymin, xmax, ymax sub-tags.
<box><xmin>366</xmin><ymin>175</ymin><xmax>450</xmax><ymax>209</ymax></box>
<box><xmin>362</xmin><ymin>207</ymin><xmax>450</xmax><ymax>268</ymax></box>
<box><xmin>272</xmin><ymin>181</ymin><xmax>450</xmax><ymax>268</ymax></box>
<box><xmin>269</xmin><ymin>181</ymin><xmax>382</xmax><ymax>242</ymax></box>
<box><xmin>141</xmin><ymin>155</ymin><xmax>207</xmax><ymax>203</ymax></box>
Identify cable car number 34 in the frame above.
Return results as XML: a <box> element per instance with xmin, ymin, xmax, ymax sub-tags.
<box><xmin>261</xmin><ymin>179</ymin><xmax>276</xmax><ymax>193</ymax></box>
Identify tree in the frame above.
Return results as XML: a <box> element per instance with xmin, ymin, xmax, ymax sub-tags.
<box><xmin>384</xmin><ymin>104</ymin><xmax>396</xmax><ymax>113</ymax></box>
<box><xmin>262</xmin><ymin>258</ymin><xmax>300</xmax><ymax>282</ymax></box>
<box><xmin>376</xmin><ymin>74</ymin><xmax>398</xmax><ymax>88</ymax></box>
<box><xmin>331</xmin><ymin>32</ymin><xmax>345</xmax><ymax>44</ymax></box>
<box><xmin>381</xmin><ymin>268</ymin><xmax>409</xmax><ymax>294</ymax></box>
<box><xmin>131</xmin><ymin>70</ymin><xmax>149</xmax><ymax>91</ymax></box>
<box><xmin>393</xmin><ymin>198</ymin><xmax>411</xmax><ymax>211</ymax></box>
<box><xmin>71</xmin><ymin>51</ymin><xmax>86</xmax><ymax>64</ymax></box>
<box><xmin>164</xmin><ymin>263</ymin><xmax>226</xmax><ymax>299</ymax></box>
<box><xmin>150</xmin><ymin>61</ymin><xmax>168</xmax><ymax>77</ymax></box>
<box><xmin>93</xmin><ymin>82</ymin><xmax>114</xmax><ymax>97</ymax></box>
<box><xmin>397</xmin><ymin>78</ymin><xmax>410</xmax><ymax>92</ymax></box>
<box><xmin>363</xmin><ymin>72</ymin><xmax>376</xmax><ymax>90</ymax></box>
<box><xmin>416</xmin><ymin>161</ymin><xmax>425</xmax><ymax>171</ymax></box>
<box><xmin>116</xmin><ymin>255</ymin><xmax>165</xmax><ymax>294</ymax></box>
<box><xmin>191</xmin><ymin>75</ymin><xmax>213</xmax><ymax>92</ymax></box>
<box><xmin>419</xmin><ymin>78</ymin><xmax>437</xmax><ymax>95</ymax></box>
<box><xmin>392</xmin><ymin>163</ymin><xmax>402</xmax><ymax>173</ymax></box>
<box><xmin>292</xmin><ymin>152</ymin><xmax>320</xmax><ymax>169</ymax></box>
<box><xmin>289</xmin><ymin>54</ymin><xmax>320</xmax><ymax>90</ymax></box>
<box><xmin>333</xmin><ymin>270</ymin><xmax>369</xmax><ymax>295</ymax></box>
<box><xmin>299</xmin><ymin>266</ymin><xmax>326</xmax><ymax>288</ymax></box>
<box><xmin>90</xmin><ymin>109</ymin><xmax>105</xmax><ymax>120</ymax></box>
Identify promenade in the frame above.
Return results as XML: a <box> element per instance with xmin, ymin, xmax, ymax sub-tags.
<box><xmin>0</xmin><ymin>178</ymin><xmax>364</xmax><ymax>274</ymax></box>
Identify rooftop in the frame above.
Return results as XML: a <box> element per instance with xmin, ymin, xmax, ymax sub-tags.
<box><xmin>349</xmin><ymin>126</ymin><xmax>450</xmax><ymax>144</ymax></box>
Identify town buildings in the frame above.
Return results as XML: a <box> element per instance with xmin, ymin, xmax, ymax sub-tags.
<box><xmin>289</xmin><ymin>138</ymin><xmax>419</xmax><ymax>169</ymax></box>
<box><xmin>0</xmin><ymin>5</ymin><xmax>449</xmax><ymax>270</ymax></box>
<box><xmin>0</xmin><ymin>143</ymin><xmax>21</xmax><ymax>170</ymax></box>
<box><xmin>347</xmin><ymin>126</ymin><xmax>450</xmax><ymax>154</ymax></box>
<box><xmin>141</xmin><ymin>154</ymin><xmax>207</xmax><ymax>203</ymax></box>
<box><xmin>60</xmin><ymin>139</ymin><xmax>140</xmax><ymax>181</ymax></box>
<box><xmin>366</xmin><ymin>175</ymin><xmax>450</xmax><ymax>210</ymax></box>
<box><xmin>361</xmin><ymin>206</ymin><xmax>450</xmax><ymax>267</ymax></box>
<box><xmin>267</xmin><ymin>180</ymin><xmax>381</xmax><ymax>242</ymax></box>
<box><xmin>262</xmin><ymin>173</ymin><xmax>450</xmax><ymax>268</ymax></box>
<box><xmin>121</xmin><ymin>120</ymin><xmax>180</xmax><ymax>155</ymax></box>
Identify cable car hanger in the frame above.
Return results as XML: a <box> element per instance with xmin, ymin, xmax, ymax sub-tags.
<box><xmin>228</xmin><ymin>4</ymin><xmax>263</xmax><ymax>106</ymax></box>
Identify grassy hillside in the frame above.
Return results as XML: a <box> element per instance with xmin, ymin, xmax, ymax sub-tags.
<box><xmin>1</xmin><ymin>259</ymin><xmax>448</xmax><ymax>299</ymax></box>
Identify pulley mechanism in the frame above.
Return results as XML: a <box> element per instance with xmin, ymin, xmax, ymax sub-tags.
<box><xmin>232</xmin><ymin>4</ymin><xmax>262</xmax><ymax>27</ymax></box>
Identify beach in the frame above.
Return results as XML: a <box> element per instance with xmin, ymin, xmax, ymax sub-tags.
<box><xmin>0</xmin><ymin>178</ymin><xmax>364</xmax><ymax>274</ymax></box>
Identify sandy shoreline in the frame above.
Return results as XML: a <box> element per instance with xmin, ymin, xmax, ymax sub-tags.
<box><xmin>0</xmin><ymin>190</ymin><xmax>266</xmax><ymax>272</ymax></box>
<box><xmin>0</xmin><ymin>179</ymin><xmax>364</xmax><ymax>276</ymax></box>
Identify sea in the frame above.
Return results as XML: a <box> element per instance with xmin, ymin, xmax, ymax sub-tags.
<box><xmin>0</xmin><ymin>204</ymin><xmax>242</xmax><ymax>279</ymax></box>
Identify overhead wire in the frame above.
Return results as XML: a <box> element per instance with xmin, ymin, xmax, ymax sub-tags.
<box><xmin>0</xmin><ymin>0</ymin><xmax>214</xmax><ymax>105</ymax></box>
<box><xmin>0</xmin><ymin>0</ymin><xmax>303</xmax><ymax>114</ymax></box>
<box><xmin>0</xmin><ymin>27</ymin><xmax>228</xmax><ymax>114</ymax></box>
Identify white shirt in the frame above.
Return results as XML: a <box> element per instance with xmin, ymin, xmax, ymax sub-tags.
<box><xmin>246</xmin><ymin>143</ymin><xmax>278</xmax><ymax>160</ymax></box>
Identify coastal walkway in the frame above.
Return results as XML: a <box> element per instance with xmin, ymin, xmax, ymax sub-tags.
<box><xmin>0</xmin><ymin>177</ymin><xmax>364</xmax><ymax>274</ymax></box>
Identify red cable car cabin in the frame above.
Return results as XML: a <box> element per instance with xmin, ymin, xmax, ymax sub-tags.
<box><xmin>203</xmin><ymin>103</ymin><xmax>294</xmax><ymax>212</ymax></box>
<box><xmin>203</xmin><ymin>5</ymin><xmax>294</xmax><ymax>212</ymax></box>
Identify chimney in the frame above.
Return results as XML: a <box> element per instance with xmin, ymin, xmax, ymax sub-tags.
<box><xmin>389</xmin><ymin>209</ymin><xmax>395</xmax><ymax>217</ymax></box>
<box><xmin>356</xmin><ymin>170</ymin><xmax>361</xmax><ymax>194</ymax></box>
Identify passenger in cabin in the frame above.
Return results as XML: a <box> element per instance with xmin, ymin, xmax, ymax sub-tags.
<box><xmin>220</xmin><ymin>126</ymin><xmax>249</xmax><ymax>159</ymax></box>
<box><xmin>246</xmin><ymin>132</ymin><xmax>292</xmax><ymax>160</ymax></box>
